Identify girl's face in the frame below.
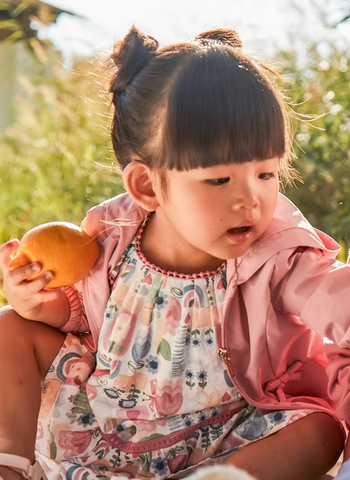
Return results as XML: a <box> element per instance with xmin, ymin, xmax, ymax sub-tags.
<box><xmin>144</xmin><ymin>158</ymin><xmax>279</xmax><ymax>274</ymax></box>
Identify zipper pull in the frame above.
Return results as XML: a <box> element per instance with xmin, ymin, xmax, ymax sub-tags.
<box><xmin>218</xmin><ymin>348</ymin><xmax>230</xmax><ymax>363</ymax></box>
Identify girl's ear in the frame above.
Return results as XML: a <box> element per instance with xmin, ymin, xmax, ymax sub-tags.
<box><xmin>122</xmin><ymin>161</ymin><xmax>160</xmax><ymax>212</ymax></box>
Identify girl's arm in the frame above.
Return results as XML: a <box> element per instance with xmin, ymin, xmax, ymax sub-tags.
<box><xmin>0</xmin><ymin>239</ymin><xmax>70</xmax><ymax>328</ymax></box>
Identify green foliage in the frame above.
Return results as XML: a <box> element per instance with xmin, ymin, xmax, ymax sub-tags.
<box><xmin>279</xmin><ymin>43</ymin><xmax>350</xmax><ymax>254</ymax></box>
<box><xmin>0</xmin><ymin>1</ymin><xmax>35</xmax><ymax>42</ymax></box>
<box><xmin>0</xmin><ymin>57</ymin><xmax>124</xmax><ymax>305</ymax></box>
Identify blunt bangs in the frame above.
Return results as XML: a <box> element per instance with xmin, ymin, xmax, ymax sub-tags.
<box><xmin>161</xmin><ymin>48</ymin><xmax>286</xmax><ymax>170</ymax></box>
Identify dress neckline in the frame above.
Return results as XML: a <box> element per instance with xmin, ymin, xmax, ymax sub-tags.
<box><xmin>135</xmin><ymin>214</ymin><xmax>227</xmax><ymax>280</ymax></box>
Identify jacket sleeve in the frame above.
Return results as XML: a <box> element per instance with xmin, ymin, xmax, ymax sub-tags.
<box><xmin>271</xmin><ymin>246</ymin><xmax>350</xmax><ymax>346</ymax></box>
<box><xmin>60</xmin><ymin>200</ymin><xmax>111</xmax><ymax>334</ymax></box>
<box><xmin>271</xmin><ymin>247</ymin><xmax>350</xmax><ymax>423</ymax></box>
<box><xmin>81</xmin><ymin>200</ymin><xmax>111</xmax><ymax>241</ymax></box>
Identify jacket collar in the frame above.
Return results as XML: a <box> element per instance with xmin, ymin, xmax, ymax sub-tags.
<box><xmin>227</xmin><ymin>193</ymin><xmax>341</xmax><ymax>285</ymax></box>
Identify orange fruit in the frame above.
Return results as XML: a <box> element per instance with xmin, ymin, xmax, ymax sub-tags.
<box><xmin>9</xmin><ymin>222</ymin><xmax>100</xmax><ymax>288</ymax></box>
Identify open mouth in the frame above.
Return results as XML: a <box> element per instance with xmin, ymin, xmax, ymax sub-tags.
<box><xmin>228</xmin><ymin>226</ymin><xmax>251</xmax><ymax>234</ymax></box>
<box><xmin>227</xmin><ymin>225</ymin><xmax>253</xmax><ymax>243</ymax></box>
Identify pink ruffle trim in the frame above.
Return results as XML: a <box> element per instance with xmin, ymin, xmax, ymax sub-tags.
<box><xmin>135</xmin><ymin>214</ymin><xmax>226</xmax><ymax>279</ymax></box>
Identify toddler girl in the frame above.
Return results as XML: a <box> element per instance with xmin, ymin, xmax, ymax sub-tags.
<box><xmin>0</xmin><ymin>27</ymin><xmax>348</xmax><ymax>480</ymax></box>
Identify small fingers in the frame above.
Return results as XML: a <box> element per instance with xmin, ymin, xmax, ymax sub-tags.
<box><xmin>7</xmin><ymin>262</ymin><xmax>43</xmax><ymax>285</ymax></box>
<box><xmin>21</xmin><ymin>271</ymin><xmax>55</xmax><ymax>295</ymax></box>
<box><xmin>12</xmin><ymin>270</ymin><xmax>64</xmax><ymax>302</ymax></box>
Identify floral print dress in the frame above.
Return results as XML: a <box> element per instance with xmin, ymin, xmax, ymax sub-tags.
<box><xmin>36</xmin><ymin>220</ymin><xmax>313</xmax><ymax>480</ymax></box>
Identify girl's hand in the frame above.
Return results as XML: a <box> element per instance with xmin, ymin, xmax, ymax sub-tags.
<box><xmin>0</xmin><ymin>239</ymin><xmax>66</xmax><ymax>322</ymax></box>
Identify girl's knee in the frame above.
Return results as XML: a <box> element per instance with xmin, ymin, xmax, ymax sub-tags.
<box><xmin>0</xmin><ymin>305</ymin><xmax>44</xmax><ymax>341</ymax></box>
<box><xmin>0</xmin><ymin>305</ymin><xmax>65</xmax><ymax>379</ymax></box>
<box><xmin>0</xmin><ymin>305</ymin><xmax>31</xmax><ymax>335</ymax></box>
<box><xmin>306</xmin><ymin>413</ymin><xmax>344</xmax><ymax>463</ymax></box>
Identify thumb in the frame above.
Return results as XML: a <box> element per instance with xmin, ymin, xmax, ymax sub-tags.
<box><xmin>0</xmin><ymin>239</ymin><xmax>20</xmax><ymax>272</ymax></box>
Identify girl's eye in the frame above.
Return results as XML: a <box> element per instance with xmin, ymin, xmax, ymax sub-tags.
<box><xmin>206</xmin><ymin>177</ymin><xmax>230</xmax><ymax>186</ymax></box>
<box><xmin>258</xmin><ymin>172</ymin><xmax>275</xmax><ymax>180</ymax></box>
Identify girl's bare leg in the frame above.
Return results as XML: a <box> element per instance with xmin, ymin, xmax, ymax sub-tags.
<box><xmin>0</xmin><ymin>306</ymin><xmax>65</xmax><ymax>480</ymax></box>
<box><xmin>224</xmin><ymin>412</ymin><xmax>344</xmax><ymax>480</ymax></box>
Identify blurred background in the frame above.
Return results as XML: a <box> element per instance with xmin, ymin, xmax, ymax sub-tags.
<box><xmin>0</xmin><ymin>0</ymin><xmax>350</xmax><ymax>306</ymax></box>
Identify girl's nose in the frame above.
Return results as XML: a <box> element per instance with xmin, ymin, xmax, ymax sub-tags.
<box><xmin>232</xmin><ymin>183</ymin><xmax>259</xmax><ymax>210</ymax></box>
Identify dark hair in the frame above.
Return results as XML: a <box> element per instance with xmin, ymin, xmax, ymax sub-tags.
<box><xmin>109</xmin><ymin>26</ymin><xmax>293</xmax><ymax>183</ymax></box>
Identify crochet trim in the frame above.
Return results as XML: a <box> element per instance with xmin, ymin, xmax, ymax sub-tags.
<box><xmin>135</xmin><ymin>214</ymin><xmax>226</xmax><ymax>279</ymax></box>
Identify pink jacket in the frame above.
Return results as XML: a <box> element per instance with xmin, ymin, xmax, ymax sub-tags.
<box><xmin>62</xmin><ymin>192</ymin><xmax>350</xmax><ymax>420</ymax></box>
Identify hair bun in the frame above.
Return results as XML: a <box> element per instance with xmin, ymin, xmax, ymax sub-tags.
<box><xmin>195</xmin><ymin>28</ymin><xmax>242</xmax><ymax>48</ymax></box>
<box><xmin>110</xmin><ymin>26</ymin><xmax>158</xmax><ymax>94</ymax></box>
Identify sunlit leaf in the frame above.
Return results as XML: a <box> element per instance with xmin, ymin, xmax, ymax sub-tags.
<box><xmin>0</xmin><ymin>18</ymin><xmax>21</xmax><ymax>30</ymax></box>
<box><xmin>12</xmin><ymin>1</ymin><xmax>30</xmax><ymax>17</ymax></box>
<box><xmin>4</xmin><ymin>29</ymin><xmax>23</xmax><ymax>42</ymax></box>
